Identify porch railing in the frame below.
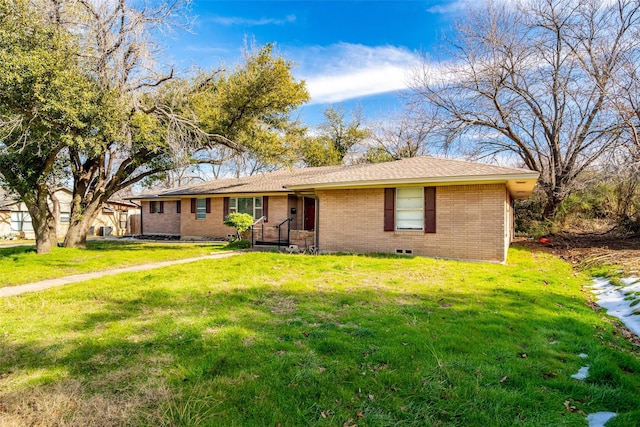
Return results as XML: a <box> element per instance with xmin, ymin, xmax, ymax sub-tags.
<box><xmin>250</xmin><ymin>216</ymin><xmax>267</xmax><ymax>247</ymax></box>
<box><xmin>276</xmin><ymin>217</ymin><xmax>293</xmax><ymax>246</ymax></box>
<box><xmin>251</xmin><ymin>216</ymin><xmax>293</xmax><ymax>247</ymax></box>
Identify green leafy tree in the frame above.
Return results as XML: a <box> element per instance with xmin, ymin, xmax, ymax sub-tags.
<box><xmin>192</xmin><ymin>43</ymin><xmax>310</xmax><ymax>166</ymax></box>
<box><xmin>223</xmin><ymin>212</ymin><xmax>254</xmax><ymax>240</ymax></box>
<box><xmin>57</xmin><ymin>3</ymin><xmax>308</xmax><ymax>248</ymax></box>
<box><xmin>0</xmin><ymin>0</ymin><xmax>102</xmax><ymax>253</ymax></box>
<box><xmin>300</xmin><ymin>105</ymin><xmax>370</xmax><ymax>166</ymax></box>
<box><xmin>1</xmin><ymin>1</ymin><xmax>309</xmax><ymax>252</ymax></box>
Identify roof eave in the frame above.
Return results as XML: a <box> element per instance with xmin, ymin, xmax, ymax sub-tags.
<box><xmin>128</xmin><ymin>190</ymin><xmax>295</xmax><ymax>200</ymax></box>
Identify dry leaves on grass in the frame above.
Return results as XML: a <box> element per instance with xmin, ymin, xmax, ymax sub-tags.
<box><xmin>268</xmin><ymin>296</ymin><xmax>298</xmax><ymax>315</ymax></box>
<box><xmin>563</xmin><ymin>400</ymin><xmax>586</xmax><ymax>416</ymax></box>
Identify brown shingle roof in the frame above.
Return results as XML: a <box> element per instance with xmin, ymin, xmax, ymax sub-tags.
<box><xmin>142</xmin><ymin>156</ymin><xmax>538</xmax><ymax>199</ymax></box>
<box><xmin>286</xmin><ymin>156</ymin><xmax>537</xmax><ymax>189</ymax></box>
<box><xmin>159</xmin><ymin>164</ymin><xmax>353</xmax><ymax>196</ymax></box>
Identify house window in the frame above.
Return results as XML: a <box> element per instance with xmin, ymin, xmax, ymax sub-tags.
<box><xmin>119</xmin><ymin>212</ymin><xmax>128</xmax><ymax>230</ymax></box>
<box><xmin>150</xmin><ymin>201</ymin><xmax>164</xmax><ymax>213</ymax></box>
<box><xmin>60</xmin><ymin>212</ymin><xmax>70</xmax><ymax>223</ymax></box>
<box><xmin>10</xmin><ymin>211</ymin><xmax>33</xmax><ymax>232</ymax></box>
<box><xmin>384</xmin><ymin>187</ymin><xmax>436</xmax><ymax>233</ymax></box>
<box><xmin>396</xmin><ymin>187</ymin><xmax>424</xmax><ymax>231</ymax></box>
<box><xmin>196</xmin><ymin>198</ymin><xmax>207</xmax><ymax>219</ymax></box>
<box><xmin>229</xmin><ymin>197</ymin><xmax>263</xmax><ymax>219</ymax></box>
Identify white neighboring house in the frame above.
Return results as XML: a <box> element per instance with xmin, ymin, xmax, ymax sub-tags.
<box><xmin>0</xmin><ymin>187</ymin><xmax>140</xmax><ymax>239</ymax></box>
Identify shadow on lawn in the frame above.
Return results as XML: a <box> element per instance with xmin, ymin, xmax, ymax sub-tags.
<box><xmin>0</xmin><ymin>245</ymin><xmax>36</xmax><ymax>258</ymax></box>
<box><xmin>0</xmin><ymin>240</ymin><xmax>227</xmax><ymax>259</ymax></box>
<box><xmin>2</xmin><ymin>278</ymin><xmax>640</xmax><ymax>427</ymax></box>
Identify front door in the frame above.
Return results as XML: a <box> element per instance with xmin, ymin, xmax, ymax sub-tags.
<box><xmin>304</xmin><ymin>197</ymin><xmax>315</xmax><ymax>231</ymax></box>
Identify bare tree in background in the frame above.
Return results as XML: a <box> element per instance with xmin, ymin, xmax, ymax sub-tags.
<box><xmin>364</xmin><ymin>106</ymin><xmax>440</xmax><ymax>163</ymax></box>
<box><xmin>411</xmin><ymin>0</ymin><xmax>640</xmax><ymax>219</ymax></box>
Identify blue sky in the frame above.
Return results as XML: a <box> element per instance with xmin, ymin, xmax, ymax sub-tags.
<box><xmin>164</xmin><ymin>0</ymin><xmax>469</xmax><ymax>126</ymax></box>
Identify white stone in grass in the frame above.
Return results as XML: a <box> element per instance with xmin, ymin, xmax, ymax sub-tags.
<box><xmin>586</xmin><ymin>412</ymin><xmax>617</xmax><ymax>427</ymax></box>
<box><xmin>587</xmin><ymin>277</ymin><xmax>640</xmax><ymax>337</ymax></box>
<box><xmin>571</xmin><ymin>365</ymin><xmax>589</xmax><ymax>380</ymax></box>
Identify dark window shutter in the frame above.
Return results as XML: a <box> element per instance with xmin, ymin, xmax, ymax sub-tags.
<box><xmin>176</xmin><ymin>200</ymin><xmax>181</xmax><ymax>214</ymax></box>
<box><xmin>149</xmin><ymin>202</ymin><xmax>154</xmax><ymax>214</ymax></box>
<box><xmin>159</xmin><ymin>201</ymin><xmax>164</xmax><ymax>214</ymax></box>
<box><xmin>424</xmin><ymin>187</ymin><xmax>436</xmax><ymax>233</ymax></box>
<box><xmin>384</xmin><ymin>188</ymin><xmax>395</xmax><ymax>232</ymax></box>
<box><xmin>223</xmin><ymin>197</ymin><xmax>229</xmax><ymax>219</ymax></box>
<box><xmin>205</xmin><ymin>198</ymin><xmax>211</xmax><ymax>214</ymax></box>
<box><xmin>263</xmin><ymin>196</ymin><xmax>269</xmax><ymax>222</ymax></box>
<box><xmin>190</xmin><ymin>198</ymin><xmax>196</xmax><ymax>214</ymax></box>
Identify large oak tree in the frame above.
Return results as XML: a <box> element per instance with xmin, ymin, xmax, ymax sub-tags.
<box><xmin>0</xmin><ymin>0</ymin><xmax>309</xmax><ymax>251</ymax></box>
<box><xmin>0</xmin><ymin>0</ymin><xmax>103</xmax><ymax>253</ymax></box>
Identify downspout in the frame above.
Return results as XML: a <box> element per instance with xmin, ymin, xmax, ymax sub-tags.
<box><xmin>314</xmin><ymin>197</ymin><xmax>319</xmax><ymax>252</ymax></box>
<box><xmin>140</xmin><ymin>201</ymin><xmax>144</xmax><ymax>236</ymax></box>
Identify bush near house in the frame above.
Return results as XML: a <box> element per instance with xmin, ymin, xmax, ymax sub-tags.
<box><xmin>223</xmin><ymin>212</ymin><xmax>254</xmax><ymax>240</ymax></box>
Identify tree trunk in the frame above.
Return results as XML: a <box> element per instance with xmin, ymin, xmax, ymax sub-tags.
<box><xmin>28</xmin><ymin>185</ymin><xmax>57</xmax><ymax>254</ymax></box>
<box><xmin>63</xmin><ymin>193</ymin><xmax>103</xmax><ymax>249</ymax></box>
<box><xmin>63</xmin><ymin>221</ymin><xmax>89</xmax><ymax>248</ymax></box>
<box><xmin>541</xmin><ymin>184</ymin><xmax>567</xmax><ymax>221</ymax></box>
<box><xmin>49</xmin><ymin>189</ymin><xmax>61</xmax><ymax>240</ymax></box>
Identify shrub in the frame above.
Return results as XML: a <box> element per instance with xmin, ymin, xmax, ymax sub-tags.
<box><xmin>223</xmin><ymin>213</ymin><xmax>254</xmax><ymax>240</ymax></box>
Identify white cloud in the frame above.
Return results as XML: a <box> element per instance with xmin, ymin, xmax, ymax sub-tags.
<box><xmin>209</xmin><ymin>14</ymin><xmax>296</xmax><ymax>26</ymax></box>
<box><xmin>426</xmin><ymin>0</ymin><xmax>473</xmax><ymax>14</ymax></box>
<box><xmin>293</xmin><ymin>43</ymin><xmax>421</xmax><ymax>104</ymax></box>
<box><xmin>426</xmin><ymin>0</ymin><xmax>521</xmax><ymax>14</ymax></box>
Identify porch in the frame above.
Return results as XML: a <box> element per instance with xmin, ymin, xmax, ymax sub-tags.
<box><xmin>251</xmin><ymin>216</ymin><xmax>316</xmax><ymax>249</ymax></box>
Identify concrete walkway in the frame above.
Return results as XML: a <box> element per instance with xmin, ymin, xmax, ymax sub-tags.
<box><xmin>0</xmin><ymin>251</ymin><xmax>242</xmax><ymax>298</ymax></box>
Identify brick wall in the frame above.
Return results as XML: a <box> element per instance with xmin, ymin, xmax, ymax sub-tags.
<box><xmin>316</xmin><ymin>184</ymin><xmax>509</xmax><ymax>263</ymax></box>
<box><xmin>141</xmin><ymin>200</ymin><xmax>181</xmax><ymax>235</ymax></box>
<box><xmin>180</xmin><ymin>195</ymin><xmax>292</xmax><ymax>239</ymax></box>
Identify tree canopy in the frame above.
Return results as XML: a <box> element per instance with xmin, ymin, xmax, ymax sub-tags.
<box><xmin>300</xmin><ymin>105</ymin><xmax>370</xmax><ymax>167</ymax></box>
<box><xmin>0</xmin><ymin>0</ymin><xmax>310</xmax><ymax>252</ymax></box>
<box><xmin>0</xmin><ymin>0</ymin><xmax>105</xmax><ymax>253</ymax></box>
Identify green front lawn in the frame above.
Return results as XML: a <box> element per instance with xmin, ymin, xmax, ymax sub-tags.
<box><xmin>0</xmin><ymin>240</ymin><xmax>229</xmax><ymax>288</ymax></box>
<box><xmin>0</xmin><ymin>248</ymin><xmax>638</xmax><ymax>426</ymax></box>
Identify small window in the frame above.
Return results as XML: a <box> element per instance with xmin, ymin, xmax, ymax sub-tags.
<box><xmin>396</xmin><ymin>187</ymin><xmax>423</xmax><ymax>231</ymax></box>
<box><xmin>60</xmin><ymin>212</ymin><xmax>70</xmax><ymax>223</ymax></box>
<box><xmin>196</xmin><ymin>198</ymin><xmax>206</xmax><ymax>220</ymax></box>
<box><xmin>11</xmin><ymin>211</ymin><xmax>33</xmax><ymax>232</ymax></box>
<box><xmin>151</xmin><ymin>201</ymin><xmax>164</xmax><ymax>213</ymax></box>
<box><xmin>119</xmin><ymin>212</ymin><xmax>128</xmax><ymax>230</ymax></box>
<box><xmin>22</xmin><ymin>212</ymin><xmax>33</xmax><ymax>231</ymax></box>
<box><xmin>10</xmin><ymin>211</ymin><xmax>22</xmax><ymax>231</ymax></box>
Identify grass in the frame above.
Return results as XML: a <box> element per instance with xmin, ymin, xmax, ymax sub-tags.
<box><xmin>0</xmin><ymin>246</ymin><xmax>639</xmax><ymax>426</ymax></box>
<box><xmin>0</xmin><ymin>240</ymin><xmax>230</xmax><ymax>288</ymax></box>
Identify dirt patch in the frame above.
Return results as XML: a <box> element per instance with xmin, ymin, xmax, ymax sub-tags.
<box><xmin>514</xmin><ymin>233</ymin><xmax>640</xmax><ymax>272</ymax></box>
